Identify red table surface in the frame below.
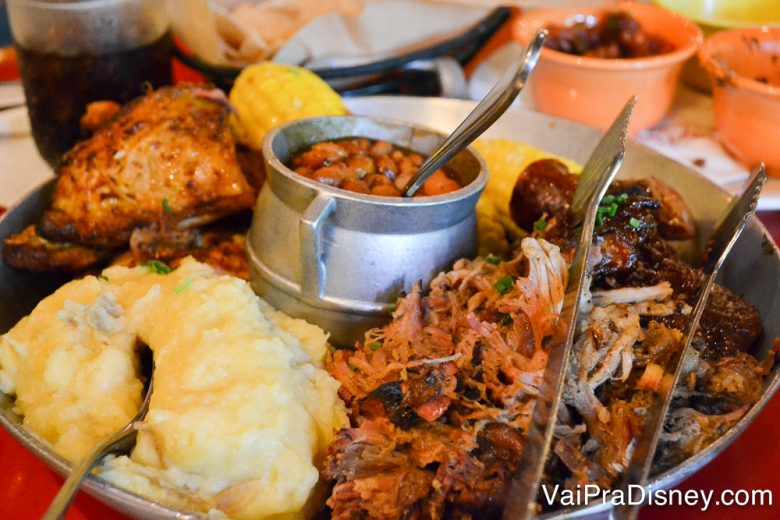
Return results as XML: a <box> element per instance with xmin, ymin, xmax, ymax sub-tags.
<box><xmin>2</xmin><ymin>18</ymin><xmax>780</xmax><ymax>518</ymax></box>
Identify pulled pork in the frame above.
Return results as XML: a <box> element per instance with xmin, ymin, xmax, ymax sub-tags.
<box><xmin>326</xmin><ymin>238</ymin><xmax>567</xmax><ymax>519</ymax></box>
<box><xmin>323</xmin><ymin>160</ymin><xmax>773</xmax><ymax>518</ymax></box>
<box><xmin>511</xmin><ymin>159</ymin><xmax>773</xmax><ymax>508</ymax></box>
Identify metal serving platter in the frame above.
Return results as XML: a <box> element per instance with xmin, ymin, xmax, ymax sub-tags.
<box><xmin>1</xmin><ymin>97</ymin><xmax>779</xmax><ymax>519</ymax></box>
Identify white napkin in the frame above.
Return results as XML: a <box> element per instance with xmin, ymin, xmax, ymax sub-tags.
<box><xmin>170</xmin><ymin>0</ymin><xmax>492</xmax><ymax>67</ymax></box>
<box><xmin>275</xmin><ymin>0</ymin><xmax>490</xmax><ymax>67</ymax></box>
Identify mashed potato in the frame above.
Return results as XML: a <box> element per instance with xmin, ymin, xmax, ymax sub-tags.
<box><xmin>0</xmin><ymin>279</ymin><xmax>142</xmax><ymax>461</ymax></box>
<box><xmin>0</xmin><ymin>258</ymin><xmax>348</xmax><ymax>519</ymax></box>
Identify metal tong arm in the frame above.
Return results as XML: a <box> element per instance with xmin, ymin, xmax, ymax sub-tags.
<box><xmin>612</xmin><ymin>164</ymin><xmax>767</xmax><ymax>520</ymax></box>
<box><xmin>402</xmin><ymin>29</ymin><xmax>547</xmax><ymax>196</ymax></box>
<box><xmin>43</xmin><ymin>374</ymin><xmax>155</xmax><ymax>520</ymax></box>
<box><xmin>502</xmin><ymin>97</ymin><xmax>637</xmax><ymax>520</ymax></box>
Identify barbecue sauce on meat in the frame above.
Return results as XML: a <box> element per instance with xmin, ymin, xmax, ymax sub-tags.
<box><xmin>322</xmin><ymin>160</ymin><xmax>768</xmax><ymax>518</ymax></box>
<box><xmin>509</xmin><ymin>158</ymin><xmax>762</xmax><ymax>360</ymax></box>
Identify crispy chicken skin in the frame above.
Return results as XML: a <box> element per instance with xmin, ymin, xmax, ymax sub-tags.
<box><xmin>79</xmin><ymin>100</ymin><xmax>121</xmax><ymax>133</ymax></box>
<box><xmin>2</xmin><ymin>225</ymin><xmax>111</xmax><ymax>272</ymax></box>
<box><xmin>36</xmin><ymin>85</ymin><xmax>255</xmax><ymax>248</ymax></box>
<box><xmin>111</xmin><ymin>228</ymin><xmax>250</xmax><ymax>280</ymax></box>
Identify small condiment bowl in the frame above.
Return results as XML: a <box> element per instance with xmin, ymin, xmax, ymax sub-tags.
<box><xmin>699</xmin><ymin>27</ymin><xmax>780</xmax><ymax>177</ymax></box>
<box><xmin>247</xmin><ymin>115</ymin><xmax>487</xmax><ymax>346</ymax></box>
<box><xmin>513</xmin><ymin>2</ymin><xmax>702</xmax><ymax>133</ymax></box>
<box><xmin>654</xmin><ymin>0</ymin><xmax>780</xmax><ymax>91</ymax></box>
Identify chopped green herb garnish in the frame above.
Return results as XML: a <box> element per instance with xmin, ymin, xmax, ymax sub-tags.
<box><xmin>347</xmin><ymin>363</ymin><xmax>358</xmax><ymax>372</ymax></box>
<box><xmin>533</xmin><ymin>218</ymin><xmax>548</xmax><ymax>232</ymax></box>
<box><xmin>140</xmin><ymin>259</ymin><xmax>171</xmax><ymax>275</ymax></box>
<box><xmin>96</xmin><ymin>274</ymin><xmax>109</xmax><ymax>282</ymax></box>
<box><xmin>608</xmin><ymin>202</ymin><xmax>618</xmax><ymax>217</ymax></box>
<box><xmin>162</xmin><ymin>198</ymin><xmax>172</xmax><ymax>214</ymax></box>
<box><xmin>173</xmin><ymin>278</ymin><xmax>193</xmax><ymax>295</ymax></box>
<box><xmin>619</xmin><ymin>193</ymin><xmax>629</xmax><ymax>202</ymax></box>
<box><xmin>595</xmin><ymin>213</ymin><xmax>604</xmax><ymax>226</ymax></box>
<box><xmin>369</xmin><ymin>342</ymin><xmax>383</xmax><ymax>351</ymax></box>
<box><xmin>601</xmin><ymin>195</ymin><xmax>615</xmax><ymax>205</ymax></box>
<box><xmin>486</xmin><ymin>254</ymin><xmax>502</xmax><ymax>265</ymax></box>
<box><xmin>495</xmin><ymin>275</ymin><xmax>514</xmax><ymax>295</ymax></box>
<box><xmin>501</xmin><ymin>313</ymin><xmax>513</xmax><ymax>325</ymax></box>
<box><xmin>629</xmin><ymin>217</ymin><xmax>641</xmax><ymax>230</ymax></box>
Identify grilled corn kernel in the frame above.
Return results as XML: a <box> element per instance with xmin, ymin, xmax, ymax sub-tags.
<box><xmin>229</xmin><ymin>62</ymin><xmax>348</xmax><ymax>148</ymax></box>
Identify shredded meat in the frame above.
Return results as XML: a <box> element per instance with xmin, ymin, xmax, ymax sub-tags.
<box><xmin>326</xmin><ymin>238</ymin><xmax>568</xmax><ymax>518</ymax></box>
<box><xmin>506</xmin><ymin>160</ymin><xmax>773</xmax><ymax>505</ymax></box>
<box><xmin>322</xmin><ymin>162</ymin><xmax>773</xmax><ymax>517</ymax></box>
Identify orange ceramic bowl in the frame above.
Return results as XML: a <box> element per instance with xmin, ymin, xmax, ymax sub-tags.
<box><xmin>699</xmin><ymin>27</ymin><xmax>780</xmax><ymax>177</ymax></box>
<box><xmin>513</xmin><ymin>2</ymin><xmax>702</xmax><ymax>133</ymax></box>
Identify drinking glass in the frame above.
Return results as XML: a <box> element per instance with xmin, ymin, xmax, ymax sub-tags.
<box><xmin>6</xmin><ymin>0</ymin><xmax>172</xmax><ymax>166</ymax></box>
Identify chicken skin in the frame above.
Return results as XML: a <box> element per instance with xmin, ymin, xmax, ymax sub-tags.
<box><xmin>3</xmin><ymin>225</ymin><xmax>110</xmax><ymax>272</ymax></box>
<box><xmin>37</xmin><ymin>85</ymin><xmax>254</xmax><ymax>248</ymax></box>
<box><xmin>3</xmin><ymin>85</ymin><xmax>256</xmax><ymax>272</ymax></box>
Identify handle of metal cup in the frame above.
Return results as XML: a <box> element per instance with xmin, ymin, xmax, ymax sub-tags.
<box><xmin>299</xmin><ymin>193</ymin><xmax>337</xmax><ymax>300</ymax></box>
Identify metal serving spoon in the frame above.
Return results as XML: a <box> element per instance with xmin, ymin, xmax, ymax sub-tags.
<box><xmin>401</xmin><ymin>28</ymin><xmax>548</xmax><ymax>196</ymax></box>
<box><xmin>43</xmin><ymin>366</ymin><xmax>155</xmax><ymax>520</ymax></box>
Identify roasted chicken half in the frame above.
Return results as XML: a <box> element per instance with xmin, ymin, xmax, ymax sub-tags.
<box><xmin>3</xmin><ymin>85</ymin><xmax>256</xmax><ymax>272</ymax></box>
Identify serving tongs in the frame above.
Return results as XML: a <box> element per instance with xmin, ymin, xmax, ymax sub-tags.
<box><xmin>402</xmin><ymin>29</ymin><xmax>548</xmax><ymax>196</ymax></box>
<box><xmin>612</xmin><ymin>164</ymin><xmax>767</xmax><ymax>520</ymax></box>
<box><xmin>503</xmin><ymin>97</ymin><xmax>637</xmax><ymax>520</ymax></box>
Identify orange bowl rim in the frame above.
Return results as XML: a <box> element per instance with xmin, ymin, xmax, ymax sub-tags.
<box><xmin>513</xmin><ymin>2</ymin><xmax>703</xmax><ymax>71</ymax></box>
<box><xmin>698</xmin><ymin>26</ymin><xmax>780</xmax><ymax>98</ymax></box>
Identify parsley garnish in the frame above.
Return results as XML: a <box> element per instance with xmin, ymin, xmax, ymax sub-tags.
<box><xmin>501</xmin><ymin>313</ymin><xmax>513</xmax><ymax>325</ymax></box>
<box><xmin>96</xmin><ymin>274</ymin><xmax>109</xmax><ymax>282</ymax></box>
<box><xmin>347</xmin><ymin>363</ymin><xmax>358</xmax><ymax>372</ymax></box>
<box><xmin>140</xmin><ymin>259</ymin><xmax>171</xmax><ymax>275</ymax></box>
<box><xmin>486</xmin><ymin>254</ymin><xmax>502</xmax><ymax>265</ymax></box>
<box><xmin>629</xmin><ymin>217</ymin><xmax>641</xmax><ymax>230</ymax></box>
<box><xmin>162</xmin><ymin>198</ymin><xmax>172</xmax><ymax>214</ymax></box>
<box><xmin>495</xmin><ymin>275</ymin><xmax>514</xmax><ymax>295</ymax></box>
<box><xmin>369</xmin><ymin>342</ymin><xmax>383</xmax><ymax>351</ymax></box>
<box><xmin>173</xmin><ymin>278</ymin><xmax>193</xmax><ymax>295</ymax></box>
<box><xmin>596</xmin><ymin>193</ymin><xmax>630</xmax><ymax>226</ymax></box>
<box><xmin>533</xmin><ymin>218</ymin><xmax>548</xmax><ymax>232</ymax></box>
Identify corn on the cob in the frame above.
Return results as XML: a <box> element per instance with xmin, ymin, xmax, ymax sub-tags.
<box><xmin>473</xmin><ymin>139</ymin><xmax>582</xmax><ymax>255</ymax></box>
<box><xmin>229</xmin><ymin>62</ymin><xmax>348</xmax><ymax>149</ymax></box>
